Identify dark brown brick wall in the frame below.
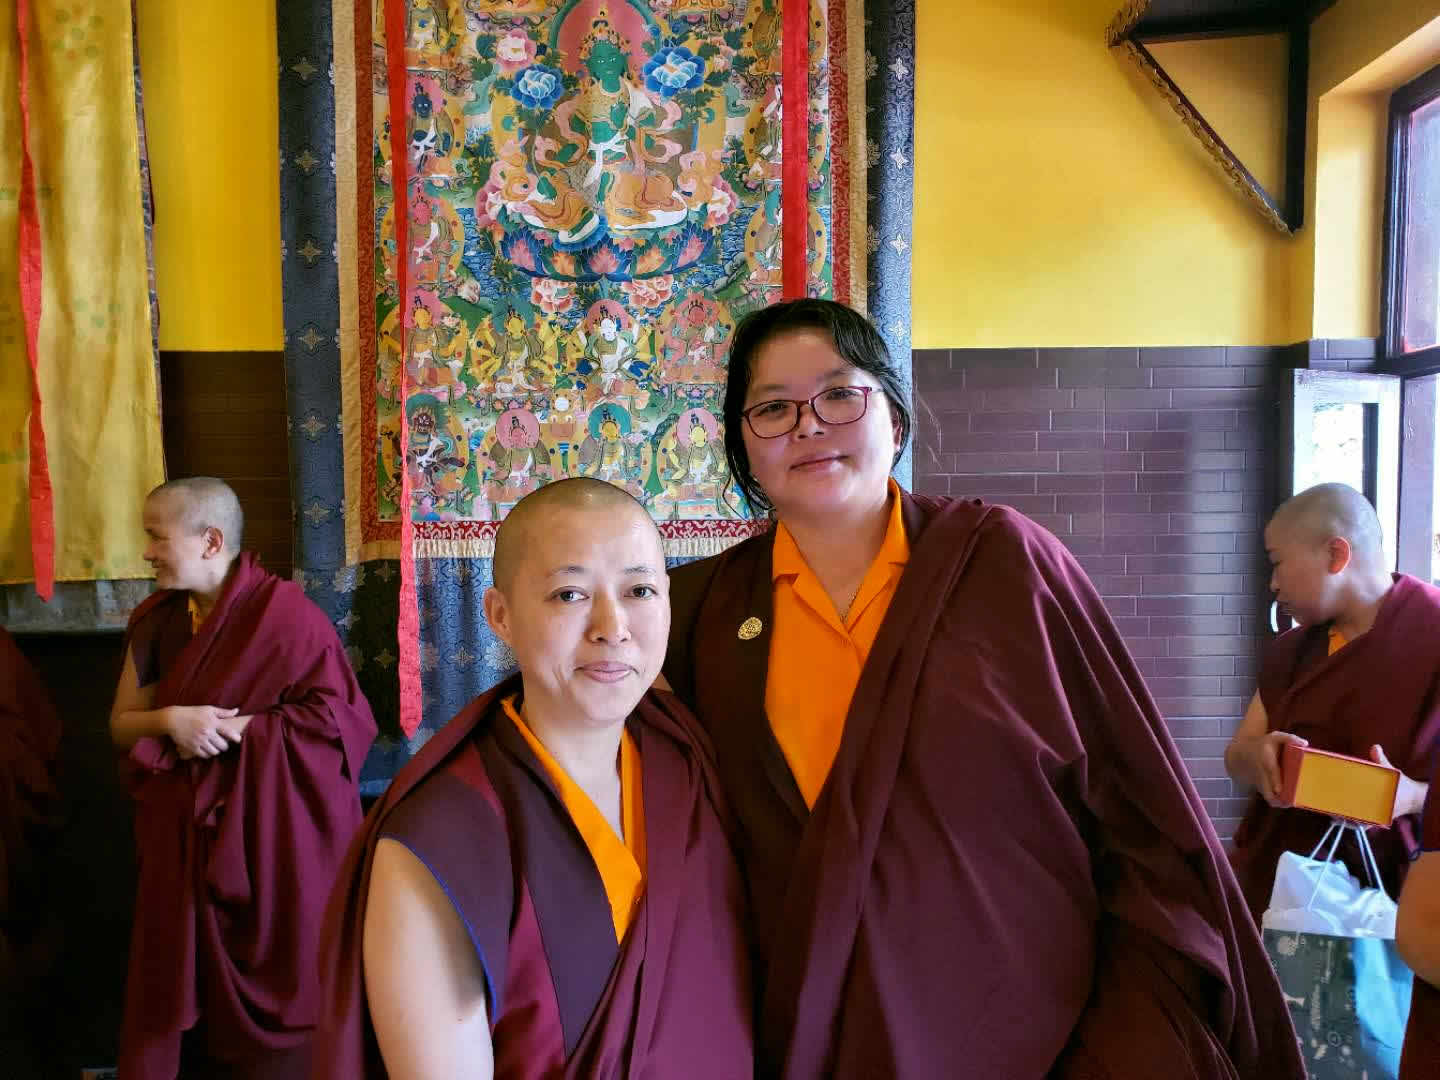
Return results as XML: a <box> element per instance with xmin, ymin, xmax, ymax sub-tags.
<box><xmin>914</xmin><ymin>344</ymin><xmax>1290</xmax><ymax>839</ymax></box>
<box><xmin>159</xmin><ymin>351</ymin><xmax>293</xmax><ymax>578</ymax></box>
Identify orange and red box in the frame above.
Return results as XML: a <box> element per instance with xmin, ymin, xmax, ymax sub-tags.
<box><xmin>1278</xmin><ymin>742</ymin><xmax>1399</xmax><ymax>828</ymax></box>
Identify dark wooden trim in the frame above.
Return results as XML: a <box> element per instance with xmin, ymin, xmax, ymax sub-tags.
<box><xmin>1284</xmin><ymin>19</ymin><xmax>1308</xmax><ymax>229</ymax></box>
<box><xmin>1132</xmin><ymin>40</ymin><xmax>1289</xmax><ymax>226</ymax></box>
<box><xmin>1382</xmin><ymin>61</ymin><xmax>1440</xmax><ymax>362</ymax></box>
<box><xmin>1278</xmin><ymin>367</ymin><xmax>1297</xmax><ymax>502</ymax></box>
<box><xmin>1377</xmin><ymin>345</ymin><xmax>1440</xmax><ymax>379</ymax></box>
<box><xmin>1360</xmin><ymin>401</ymin><xmax>1380</xmax><ymax>507</ymax></box>
<box><xmin>1382</xmin><ymin>99</ymin><xmax>1407</xmax><ymax>360</ymax></box>
<box><xmin>1132</xmin><ymin>13</ymin><xmax>1289</xmax><ymax>42</ymax></box>
<box><xmin>1120</xmin><ymin>23</ymin><xmax>1306</xmax><ymax>232</ymax></box>
<box><xmin>1392</xmin><ymin>62</ymin><xmax>1440</xmax><ymax>113</ymax></box>
<box><xmin>1131</xmin><ymin>0</ymin><xmax>1338</xmax><ymax>43</ymax></box>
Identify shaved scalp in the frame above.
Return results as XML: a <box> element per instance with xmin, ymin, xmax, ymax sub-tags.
<box><xmin>1270</xmin><ymin>482</ymin><xmax>1384</xmax><ymax>569</ymax></box>
<box><xmin>148</xmin><ymin>476</ymin><xmax>245</xmax><ymax>553</ymax></box>
<box><xmin>492</xmin><ymin>478</ymin><xmax>659</xmax><ymax>592</ymax></box>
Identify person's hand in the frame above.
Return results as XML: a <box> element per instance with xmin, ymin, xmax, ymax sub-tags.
<box><xmin>1369</xmin><ymin>744</ymin><xmax>1428</xmax><ymax>821</ymax></box>
<box><xmin>1243</xmin><ymin>731</ymin><xmax>1308</xmax><ymax>806</ymax></box>
<box><xmin>165</xmin><ymin>706</ymin><xmax>241</xmax><ymax>760</ymax></box>
<box><xmin>215</xmin><ymin>713</ymin><xmax>254</xmax><ymax>744</ymax></box>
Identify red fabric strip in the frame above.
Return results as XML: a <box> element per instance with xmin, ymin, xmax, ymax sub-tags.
<box><xmin>15</xmin><ymin>0</ymin><xmax>54</xmax><ymax>601</ymax></box>
<box><xmin>827</xmin><ymin>0</ymin><xmax>850</xmax><ymax>306</ymax></box>
<box><xmin>383</xmin><ymin>0</ymin><xmax>421</xmax><ymax>736</ymax></box>
<box><xmin>781</xmin><ymin>0</ymin><xmax>809</xmax><ymax>299</ymax></box>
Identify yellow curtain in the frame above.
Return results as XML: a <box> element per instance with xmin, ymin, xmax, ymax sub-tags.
<box><xmin>0</xmin><ymin>2</ymin><xmax>164</xmax><ymax>585</ymax></box>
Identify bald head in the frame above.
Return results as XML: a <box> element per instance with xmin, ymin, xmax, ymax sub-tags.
<box><xmin>493</xmin><ymin>478</ymin><xmax>658</xmax><ymax>593</ymax></box>
<box><xmin>1269</xmin><ymin>483</ymin><xmax>1384</xmax><ymax>570</ymax></box>
<box><xmin>147</xmin><ymin>477</ymin><xmax>245</xmax><ymax>554</ymax></box>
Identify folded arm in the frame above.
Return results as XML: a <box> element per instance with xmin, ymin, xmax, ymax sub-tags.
<box><xmin>108</xmin><ymin>645</ymin><xmax>241</xmax><ymax>758</ymax></box>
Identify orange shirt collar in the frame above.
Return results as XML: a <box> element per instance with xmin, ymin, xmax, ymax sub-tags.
<box><xmin>501</xmin><ymin>696</ymin><xmax>645</xmax><ymax>942</ymax></box>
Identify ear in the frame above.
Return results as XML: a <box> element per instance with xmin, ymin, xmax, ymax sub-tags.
<box><xmin>202</xmin><ymin>526</ymin><xmax>226</xmax><ymax>559</ymax></box>
<box><xmin>483</xmin><ymin>586</ymin><xmax>514</xmax><ymax>647</ymax></box>
<box><xmin>1326</xmin><ymin>536</ymin><xmax>1352</xmax><ymax>575</ymax></box>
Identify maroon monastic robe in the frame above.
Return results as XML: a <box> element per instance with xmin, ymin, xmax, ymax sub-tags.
<box><xmin>1400</xmin><ymin>762</ymin><xmax>1440</xmax><ymax>1080</ymax></box>
<box><xmin>666</xmin><ymin>491</ymin><xmax>1304</xmax><ymax>1079</ymax></box>
<box><xmin>312</xmin><ymin>678</ymin><xmax>753</xmax><ymax>1079</ymax></box>
<box><xmin>0</xmin><ymin>628</ymin><xmax>60</xmax><ymax>961</ymax></box>
<box><xmin>1230</xmin><ymin>574</ymin><xmax>1440</xmax><ymax>918</ymax></box>
<box><xmin>119</xmin><ymin>553</ymin><xmax>377</xmax><ymax>1080</ymax></box>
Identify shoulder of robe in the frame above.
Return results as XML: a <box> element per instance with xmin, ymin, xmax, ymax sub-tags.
<box><xmin>259</xmin><ymin>575</ymin><xmax>347</xmax><ymax>647</ymax></box>
<box><xmin>668</xmin><ymin>531</ymin><xmax>769</xmax><ymax>609</ymax></box>
<box><xmin>388</xmin><ymin>753</ymin><xmax>503</xmax><ymax>836</ymax></box>
<box><xmin>666</xmin><ymin>549</ymin><xmax>722</xmax><ymax>593</ymax></box>
<box><xmin>960</xmin><ymin>500</ymin><xmax>1072</xmax><ymax>571</ymax></box>
<box><xmin>918</xmin><ymin>499</ymin><xmax>1116</xmax><ymax>621</ymax></box>
<box><xmin>1377</xmin><ymin>577</ymin><xmax>1440</xmax><ymax>681</ymax></box>
<box><xmin>126</xmin><ymin>587</ymin><xmax>181</xmax><ymax>633</ymax></box>
<box><xmin>1395</xmin><ymin>574</ymin><xmax>1440</xmax><ymax>631</ymax></box>
<box><xmin>1261</xmin><ymin>624</ymin><xmax>1312</xmax><ymax>661</ymax></box>
<box><xmin>384</xmin><ymin>690</ymin><xmax>507</xmax><ymax>801</ymax></box>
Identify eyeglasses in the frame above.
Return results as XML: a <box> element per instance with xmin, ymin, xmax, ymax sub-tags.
<box><xmin>741</xmin><ymin>386</ymin><xmax>875</xmax><ymax>439</ymax></box>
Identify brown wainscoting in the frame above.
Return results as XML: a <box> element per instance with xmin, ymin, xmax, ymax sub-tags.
<box><xmin>160</xmin><ymin>350</ymin><xmax>293</xmax><ymax>579</ymax></box>
<box><xmin>914</xmin><ymin>344</ymin><xmax>1290</xmax><ymax>840</ymax></box>
<box><xmin>1283</xmin><ymin>336</ymin><xmax>1381</xmax><ymax>374</ymax></box>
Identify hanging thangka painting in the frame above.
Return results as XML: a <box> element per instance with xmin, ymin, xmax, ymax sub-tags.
<box><xmin>336</xmin><ymin>0</ymin><xmax>870</xmax><ymax>564</ymax></box>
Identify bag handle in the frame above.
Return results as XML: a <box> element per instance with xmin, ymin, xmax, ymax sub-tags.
<box><xmin>1304</xmin><ymin>819</ymin><xmax>1385</xmax><ymax>909</ymax></box>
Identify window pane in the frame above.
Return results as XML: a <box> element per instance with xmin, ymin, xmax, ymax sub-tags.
<box><xmin>1401</xmin><ymin>96</ymin><xmax>1440</xmax><ymax>353</ymax></box>
<box><xmin>1434</xmin><ymin>391</ymin><xmax>1440</xmax><ymax>584</ymax></box>
<box><xmin>1303</xmin><ymin>402</ymin><xmax>1367</xmax><ymax>494</ymax></box>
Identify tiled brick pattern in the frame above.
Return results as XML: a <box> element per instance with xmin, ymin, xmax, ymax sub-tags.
<box><xmin>914</xmin><ymin>344</ymin><xmax>1295</xmax><ymax>839</ymax></box>
<box><xmin>1286</xmin><ymin>336</ymin><xmax>1381</xmax><ymax>374</ymax></box>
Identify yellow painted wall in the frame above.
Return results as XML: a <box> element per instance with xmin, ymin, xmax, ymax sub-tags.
<box><xmin>1294</xmin><ymin>2</ymin><xmax>1440</xmax><ymax>341</ymax></box>
<box><xmin>136</xmin><ymin>1</ymin><xmax>282</xmax><ymax>352</ymax></box>
<box><xmin>1311</xmin><ymin>0</ymin><xmax>1439</xmax><ymax>98</ymax></box>
<box><xmin>137</xmin><ymin>0</ymin><xmax>1437</xmax><ymax>351</ymax></box>
<box><xmin>1149</xmin><ymin>34</ymin><xmax>1289</xmax><ymax>204</ymax></box>
<box><xmin>1309</xmin><ymin>92</ymin><xmax>1388</xmax><ymax>340</ymax></box>
<box><xmin>911</xmin><ymin>0</ymin><xmax>1295</xmax><ymax>349</ymax></box>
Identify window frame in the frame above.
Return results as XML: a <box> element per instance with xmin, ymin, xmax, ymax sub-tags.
<box><xmin>1380</xmin><ymin>61</ymin><xmax>1440</xmax><ymax>376</ymax></box>
<box><xmin>1280</xmin><ymin>370</ymin><xmax>1402</xmax><ymax>570</ymax></box>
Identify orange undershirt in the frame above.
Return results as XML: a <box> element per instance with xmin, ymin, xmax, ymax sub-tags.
<box><xmin>1328</xmin><ymin>626</ymin><xmax>1347</xmax><ymax>656</ymax></box>
<box><xmin>765</xmin><ymin>479</ymin><xmax>910</xmax><ymax>807</ymax></box>
<box><xmin>502</xmin><ymin>696</ymin><xmax>645</xmax><ymax>942</ymax></box>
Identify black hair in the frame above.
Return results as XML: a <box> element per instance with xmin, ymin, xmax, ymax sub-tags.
<box><xmin>723</xmin><ymin>298</ymin><xmax>912</xmax><ymax>513</ymax></box>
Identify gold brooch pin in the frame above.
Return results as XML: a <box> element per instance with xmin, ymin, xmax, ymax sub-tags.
<box><xmin>737</xmin><ymin>616</ymin><xmax>763</xmax><ymax>641</ymax></box>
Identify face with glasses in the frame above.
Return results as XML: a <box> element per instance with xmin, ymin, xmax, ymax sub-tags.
<box><xmin>740</xmin><ymin>328</ymin><xmax>899</xmax><ymax>520</ymax></box>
